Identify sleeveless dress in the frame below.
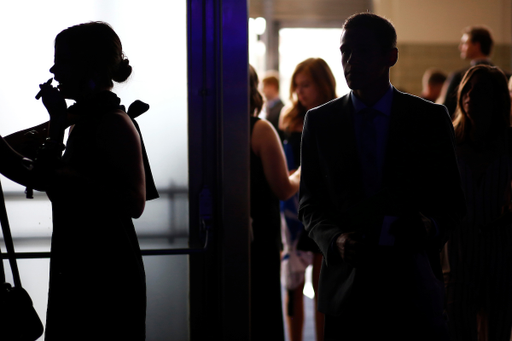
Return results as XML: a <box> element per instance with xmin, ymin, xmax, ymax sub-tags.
<box><xmin>250</xmin><ymin>116</ymin><xmax>284</xmax><ymax>341</ymax></box>
<box><xmin>443</xmin><ymin>132</ymin><xmax>512</xmax><ymax>341</ymax></box>
<box><xmin>44</xmin><ymin>92</ymin><xmax>147</xmax><ymax>341</ymax></box>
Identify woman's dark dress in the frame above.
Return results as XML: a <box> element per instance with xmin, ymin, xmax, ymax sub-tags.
<box><xmin>44</xmin><ymin>93</ymin><xmax>146</xmax><ymax>341</ymax></box>
<box><xmin>443</xmin><ymin>132</ymin><xmax>512</xmax><ymax>341</ymax></box>
<box><xmin>250</xmin><ymin>116</ymin><xmax>285</xmax><ymax>341</ymax></box>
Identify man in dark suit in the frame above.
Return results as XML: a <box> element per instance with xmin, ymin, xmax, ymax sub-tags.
<box><xmin>298</xmin><ymin>13</ymin><xmax>466</xmax><ymax>341</ymax></box>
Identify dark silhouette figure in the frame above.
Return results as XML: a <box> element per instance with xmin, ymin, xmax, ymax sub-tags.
<box><xmin>0</xmin><ymin>22</ymin><xmax>155</xmax><ymax>341</ymax></box>
<box><xmin>249</xmin><ymin>65</ymin><xmax>300</xmax><ymax>341</ymax></box>
<box><xmin>279</xmin><ymin>57</ymin><xmax>337</xmax><ymax>341</ymax></box>
<box><xmin>443</xmin><ymin>65</ymin><xmax>512</xmax><ymax>341</ymax></box>
<box><xmin>298</xmin><ymin>13</ymin><xmax>466</xmax><ymax>341</ymax></box>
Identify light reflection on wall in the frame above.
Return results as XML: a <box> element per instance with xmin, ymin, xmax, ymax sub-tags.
<box><xmin>0</xmin><ymin>2</ymin><xmax>189</xmax><ymax>340</ymax></box>
<box><xmin>0</xmin><ymin>0</ymin><xmax>188</xmax><ymax>191</ymax></box>
<box><xmin>279</xmin><ymin>28</ymin><xmax>350</xmax><ymax>103</ymax></box>
<box><xmin>249</xmin><ymin>26</ymin><xmax>349</xmax><ymax>106</ymax></box>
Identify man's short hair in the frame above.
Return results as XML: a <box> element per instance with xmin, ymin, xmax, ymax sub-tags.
<box><xmin>343</xmin><ymin>12</ymin><xmax>397</xmax><ymax>51</ymax></box>
<box><xmin>262</xmin><ymin>72</ymin><xmax>280</xmax><ymax>91</ymax></box>
<box><xmin>463</xmin><ymin>26</ymin><xmax>493</xmax><ymax>56</ymax></box>
<box><xmin>423</xmin><ymin>68</ymin><xmax>447</xmax><ymax>86</ymax></box>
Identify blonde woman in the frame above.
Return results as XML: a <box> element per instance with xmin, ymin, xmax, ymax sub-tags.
<box><xmin>279</xmin><ymin>58</ymin><xmax>336</xmax><ymax>341</ymax></box>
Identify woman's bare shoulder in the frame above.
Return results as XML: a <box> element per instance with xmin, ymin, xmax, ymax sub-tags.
<box><xmin>252</xmin><ymin>118</ymin><xmax>280</xmax><ymax>156</ymax></box>
<box><xmin>96</xmin><ymin>109</ymin><xmax>140</xmax><ymax>146</ymax></box>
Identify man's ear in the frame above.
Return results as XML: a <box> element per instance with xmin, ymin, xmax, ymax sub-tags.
<box><xmin>475</xmin><ymin>41</ymin><xmax>483</xmax><ymax>55</ymax></box>
<box><xmin>388</xmin><ymin>47</ymin><xmax>398</xmax><ymax>67</ymax></box>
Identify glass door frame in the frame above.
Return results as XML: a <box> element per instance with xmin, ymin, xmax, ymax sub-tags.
<box><xmin>188</xmin><ymin>0</ymin><xmax>251</xmax><ymax>339</ymax></box>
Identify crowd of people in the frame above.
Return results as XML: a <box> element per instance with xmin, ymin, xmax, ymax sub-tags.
<box><xmin>0</xmin><ymin>9</ymin><xmax>510</xmax><ymax>341</ymax></box>
<box><xmin>251</xmin><ymin>12</ymin><xmax>512</xmax><ymax>341</ymax></box>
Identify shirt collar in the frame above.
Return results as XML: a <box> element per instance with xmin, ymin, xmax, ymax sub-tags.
<box><xmin>470</xmin><ymin>58</ymin><xmax>491</xmax><ymax>66</ymax></box>
<box><xmin>266</xmin><ymin>98</ymin><xmax>280</xmax><ymax>107</ymax></box>
<box><xmin>351</xmin><ymin>84</ymin><xmax>394</xmax><ymax>117</ymax></box>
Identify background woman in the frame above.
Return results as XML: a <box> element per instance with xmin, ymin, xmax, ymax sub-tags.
<box><xmin>279</xmin><ymin>58</ymin><xmax>337</xmax><ymax>341</ymax></box>
<box><xmin>249</xmin><ymin>64</ymin><xmax>300</xmax><ymax>341</ymax></box>
<box><xmin>0</xmin><ymin>22</ymin><xmax>154</xmax><ymax>341</ymax></box>
<box><xmin>444</xmin><ymin>64</ymin><xmax>512</xmax><ymax>341</ymax></box>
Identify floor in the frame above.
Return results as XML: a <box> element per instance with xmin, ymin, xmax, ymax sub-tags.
<box><xmin>282</xmin><ymin>266</ymin><xmax>317</xmax><ymax>341</ymax></box>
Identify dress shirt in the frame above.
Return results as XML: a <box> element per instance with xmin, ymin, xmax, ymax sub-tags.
<box><xmin>351</xmin><ymin>85</ymin><xmax>393</xmax><ymax>195</ymax></box>
<box><xmin>350</xmin><ymin>85</ymin><xmax>438</xmax><ymax>245</ymax></box>
<box><xmin>350</xmin><ymin>85</ymin><xmax>397</xmax><ymax>245</ymax></box>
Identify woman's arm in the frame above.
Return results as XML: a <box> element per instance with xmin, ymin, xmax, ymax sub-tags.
<box><xmin>0</xmin><ymin>83</ymin><xmax>68</xmax><ymax>190</ymax></box>
<box><xmin>252</xmin><ymin>119</ymin><xmax>300</xmax><ymax>200</ymax></box>
<box><xmin>0</xmin><ymin>136</ymin><xmax>41</xmax><ymax>188</ymax></box>
<box><xmin>97</xmin><ymin>110</ymin><xmax>146</xmax><ymax>218</ymax></box>
<box><xmin>4</xmin><ymin>122</ymin><xmax>50</xmax><ymax>159</ymax></box>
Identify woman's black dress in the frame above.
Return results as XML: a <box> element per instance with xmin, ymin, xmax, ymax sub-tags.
<box><xmin>44</xmin><ymin>92</ymin><xmax>146</xmax><ymax>341</ymax></box>
<box><xmin>250</xmin><ymin>116</ymin><xmax>285</xmax><ymax>341</ymax></box>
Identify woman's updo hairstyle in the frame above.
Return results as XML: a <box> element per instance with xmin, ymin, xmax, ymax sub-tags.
<box><xmin>55</xmin><ymin>21</ymin><xmax>132</xmax><ymax>89</ymax></box>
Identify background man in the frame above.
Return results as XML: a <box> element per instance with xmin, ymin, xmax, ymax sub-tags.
<box><xmin>299</xmin><ymin>12</ymin><xmax>466</xmax><ymax>340</ymax></box>
<box><xmin>261</xmin><ymin>71</ymin><xmax>285</xmax><ymax>141</ymax></box>
<box><xmin>421</xmin><ymin>68</ymin><xmax>447</xmax><ymax>102</ymax></box>
<box><xmin>440</xmin><ymin>26</ymin><xmax>494</xmax><ymax>116</ymax></box>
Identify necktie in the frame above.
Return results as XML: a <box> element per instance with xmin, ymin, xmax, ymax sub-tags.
<box><xmin>359</xmin><ymin>107</ymin><xmax>380</xmax><ymax>197</ymax></box>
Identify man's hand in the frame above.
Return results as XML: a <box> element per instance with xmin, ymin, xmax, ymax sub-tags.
<box><xmin>336</xmin><ymin>232</ymin><xmax>366</xmax><ymax>267</ymax></box>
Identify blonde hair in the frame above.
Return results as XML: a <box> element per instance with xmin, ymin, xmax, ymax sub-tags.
<box><xmin>281</xmin><ymin>58</ymin><xmax>336</xmax><ymax>132</ymax></box>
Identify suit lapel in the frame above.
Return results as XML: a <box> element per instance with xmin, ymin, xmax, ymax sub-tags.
<box><xmin>333</xmin><ymin>95</ymin><xmax>364</xmax><ymax>209</ymax></box>
<box><xmin>382</xmin><ymin>89</ymin><xmax>414</xmax><ymax>210</ymax></box>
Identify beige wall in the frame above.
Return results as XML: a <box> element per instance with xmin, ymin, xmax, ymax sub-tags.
<box><xmin>374</xmin><ymin>0</ymin><xmax>511</xmax><ymax>43</ymax></box>
<box><xmin>373</xmin><ymin>0</ymin><xmax>512</xmax><ymax>96</ymax></box>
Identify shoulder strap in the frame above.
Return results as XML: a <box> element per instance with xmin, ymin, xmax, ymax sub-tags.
<box><xmin>249</xmin><ymin>116</ymin><xmax>259</xmax><ymax>136</ymax></box>
<box><xmin>0</xmin><ymin>179</ymin><xmax>22</xmax><ymax>287</ymax></box>
<box><xmin>126</xmin><ymin>100</ymin><xmax>159</xmax><ymax>201</ymax></box>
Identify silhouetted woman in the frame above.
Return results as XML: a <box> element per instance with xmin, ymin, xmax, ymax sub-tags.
<box><xmin>249</xmin><ymin>65</ymin><xmax>300</xmax><ymax>341</ymax></box>
<box><xmin>279</xmin><ymin>58</ymin><xmax>336</xmax><ymax>341</ymax></box>
<box><xmin>443</xmin><ymin>64</ymin><xmax>512</xmax><ymax>341</ymax></box>
<box><xmin>0</xmin><ymin>22</ymin><xmax>154</xmax><ymax>340</ymax></box>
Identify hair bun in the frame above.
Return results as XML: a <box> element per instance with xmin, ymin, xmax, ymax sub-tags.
<box><xmin>113</xmin><ymin>58</ymin><xmax>132</xmax><ymax>83</ymax></box>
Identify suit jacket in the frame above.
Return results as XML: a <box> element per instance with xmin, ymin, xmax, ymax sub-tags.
<box><xmin>298</xmin><ymin>88</ymin><xmax>466</xmax><ymax>320</ymax></box>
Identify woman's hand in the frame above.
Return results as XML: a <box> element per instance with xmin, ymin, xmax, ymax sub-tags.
<box><xmin>37</xmin><ymin>79</ymin><xmax>68</xmax><ymax>142</ymax></box>
<box><xmin>37</xmin><ymin>79</ymin><xmax>67</xmax><ymax>119</ymax></box>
